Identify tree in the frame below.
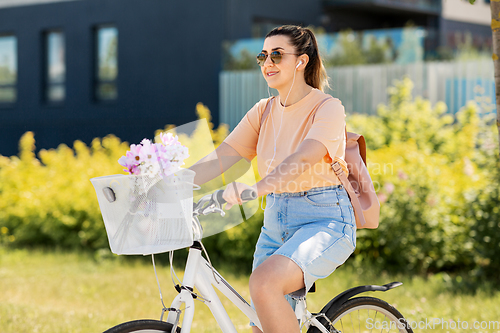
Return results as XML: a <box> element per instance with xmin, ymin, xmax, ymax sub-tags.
<box><xmin>469</xmin><ymin>0</ymin><xmax>500</xmax><ymax>156</ymax></box>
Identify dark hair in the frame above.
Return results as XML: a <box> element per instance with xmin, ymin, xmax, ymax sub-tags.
<box><xmin>266</xmin><ymin>25</ymin><xmax>329</xmax><ymax>91</ymax></box>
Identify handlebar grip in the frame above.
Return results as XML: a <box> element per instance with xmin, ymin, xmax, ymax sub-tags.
<box><xmin>241</xmin><ymin>189</ymin><xmax>258</xmax><ymax>201</ymax></box>
<box><xmin>216</xmin><ymin>190</ymin><xmax>226</xmax><ymax>204</ymax></box>
<box><xmin>216</xmin><ymin>188</ymin><xmax>257</xmax><ymax>205</ymax></box>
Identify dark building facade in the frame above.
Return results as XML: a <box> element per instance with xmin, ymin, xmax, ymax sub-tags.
<box><xmin>321</xmin><ymin>0</ymin><xmax>492</xmax><ymax>57</ymax></box>
<box><xmin>0</xmin><ymin>0</ymin><xmax>323</xmax><ymax>156</ymax></box>
<box><xmin>0</xmin><ymin>0</ymin><xmax>492</xmax><ymax>156</ymax></box>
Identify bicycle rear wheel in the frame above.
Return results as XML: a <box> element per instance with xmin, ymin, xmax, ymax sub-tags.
<box><xmin>103</xmin><ymin>319</ymin><xmax>180</xmax><ymax>333</ymax></box>
<box><xmin>311</xmin><ymin>296</ymin><xmax>413</xmax><ymax>333</ymax></box>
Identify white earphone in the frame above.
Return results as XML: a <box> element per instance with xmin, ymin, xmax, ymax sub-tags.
<box><xmin>263</xmin><ymin>59</ymin><xmax>301</xmax><ymax>210</ymax></box>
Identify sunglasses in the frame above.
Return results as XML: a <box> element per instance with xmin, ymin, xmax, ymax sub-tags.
<box><xmin>256</xmin><ymin>51</ymin><xmax>299</xmax><ymax>66</ymax></box>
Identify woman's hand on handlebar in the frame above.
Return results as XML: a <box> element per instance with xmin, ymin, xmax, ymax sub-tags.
<box><xmin>222</xmin><ymin>182</ymin><xmax>257</xmax><ymax>210</ymax></box>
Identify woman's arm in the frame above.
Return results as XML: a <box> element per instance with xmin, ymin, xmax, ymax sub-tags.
<box><xmin>222</xmin><ymin>139</ymin><xmax>327</xmax><ymax>208</ymax></box>
<box><xmin>189</xmin><ymin>142</ymin><xmax>249</xmax><ymax>186</ymax></box>
<box><xmin>255</xmin><ymin>139</ymin><xmax>327</xmax><ymax>196</ymax></box>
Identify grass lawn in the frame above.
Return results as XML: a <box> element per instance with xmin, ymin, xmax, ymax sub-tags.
<box><xmin>0</xmin><ymin>247</ymin><xmax>499</xmax><ymax>333</ymax></box>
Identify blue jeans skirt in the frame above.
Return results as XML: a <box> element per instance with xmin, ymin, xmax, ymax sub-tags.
<box><xmin>250</xmin><ymin>185</ymin><xmax>356</xmax><ymax>318</ymax></box>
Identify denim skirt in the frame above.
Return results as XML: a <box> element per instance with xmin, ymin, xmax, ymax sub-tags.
<box><xmin>252</xmin><ymin>184</ymin><xmax>356</xmax><ymax>301</ymax></box>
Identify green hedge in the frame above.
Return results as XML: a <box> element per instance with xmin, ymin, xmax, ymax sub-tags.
<box><xmin>0</xmin><ymin>133</ymin><xmax>126</xmax><ymax>249</ymax></box>
<box><xmin>1</xmin><ymin>80</ymin><xmax>499</xmax><ymax>283</ymax></box>
<box><xmin>348</xmin><ymin>78</ymin><xmax>499</xmax><ymax>282</ymax></box>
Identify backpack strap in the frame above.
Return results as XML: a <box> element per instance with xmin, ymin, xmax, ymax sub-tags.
<box><xmin>346</xmin><ymin>131</ymin><xmax>367</xmax><ymax>165</ymax></box>
<box><xmin>260</xmin><ymin>97</ymin><xmax>275</xmax><ymax>130</ymax></box>
<box><xmin>332</xmin><ymin>160</ymin><xmax>367</xmax><ymax>227</ymax></box>
<box><xmin>311</xmin><ymin>97</ymin><xmax>334</xmax><ymax>123</ymax></box>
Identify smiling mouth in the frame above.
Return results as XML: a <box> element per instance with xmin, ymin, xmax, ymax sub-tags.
<box><xmin>267</xmin><ymin>72</ymin><xmax>278</xmax><ymax>77</ymax></box>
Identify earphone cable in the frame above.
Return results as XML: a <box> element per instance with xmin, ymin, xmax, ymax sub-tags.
<box><xmin>261</xmin><ymin>66</ymin><xmax>298</xmax><ymax>210</ymax></box>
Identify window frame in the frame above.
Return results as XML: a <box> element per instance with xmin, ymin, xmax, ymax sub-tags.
<box><xmin>93</xmin><ymin>24</ymin><xmax>119</xmax><ymax>103</ymax></box>
<box><xmin>42</xmin><ymin>29</ymin><xmax>66</xmax><ymax>106</ymax></box>
<box><xmin>0</xmin><ymin>33</ymin><xmax>18</xmax><ymax>107</ymax></box>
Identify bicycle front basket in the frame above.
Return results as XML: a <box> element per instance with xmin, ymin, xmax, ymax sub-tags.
<box><xmin>90</xmin><ymin>169</ymin><xmax>196</xmax><ymax>255</ymax></box>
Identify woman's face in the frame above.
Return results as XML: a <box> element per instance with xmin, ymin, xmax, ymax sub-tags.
<box><xmin>260</xmin><ymin>35</ymin><xmax>300</xmax><ymax>91</ymax></box>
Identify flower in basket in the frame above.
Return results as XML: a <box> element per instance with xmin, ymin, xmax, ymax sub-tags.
<box><xmin>118</xmin><ymin>133</ymin><xmax>189</xmax><ymax>178</ymax></box>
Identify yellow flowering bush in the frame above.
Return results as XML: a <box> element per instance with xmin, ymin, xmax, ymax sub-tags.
<box><xmin>349</xmin><ymin>78</ymin><xmax>498</xmax><ymax>277</ymax></box>
<box><xmin>1</xmin><ymin>81</ymin><xmax>498</xmax><ymax>282</ymax></box>
<box><xmin>0</xmin><ymin>132</ymin><xmax>127</xmax><ymax>248</ymax></box>
<box><xmin>0</xmin><ymin>104</ymin><xmax>211</xmax><ymax>246</ymax></box>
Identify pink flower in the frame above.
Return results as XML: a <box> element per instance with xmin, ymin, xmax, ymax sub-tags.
<box><xmin>384</xmin><ymin>182</ymin><xmax>395</xmax><ymax>194</ymax></box>
<box><xmin>139</xmin><ymin>139</ymin><xmax>158</xmax><ymax>164</ymax></box>
<box><xmin>155</xmin><ymin>142</ymin><xmax>167</xmax><ymax>157</ymax></box>
<box><xmin>128</xmin><ymin>164</ymin><xmax>140</xmax><ymax>175</ymax></box>
<box><xmin>160</xmin><ymin>132</ymin><xmax>179</xmax><ymax>146</ymax></box>
<box><xmin>118</xmin><ymin>144</ymin><xmax>143</xmax><ymax>173</ymax></box>
<box><xmin>398</xmin><ymin>170</ymin><xmax>408</xmax><ymax>180</ymax></box>
<box><xmin>377</xmin><ymin>193</ymin><xmax>388</xmax><ymax>204</ymax></box>
<box><xmin>118</xmin><ymin>134</ymin><xmax>189</xmax><ymax>176</ymax></box>
<box><xmin>118</xmin><ymin>155</ymin><xmax>129</xmax><ymax>168</ymax></box>
<box><xmin>125</xmin><ymin>144</ymin><xmax>142</xmax><ymax>164</ymax></box>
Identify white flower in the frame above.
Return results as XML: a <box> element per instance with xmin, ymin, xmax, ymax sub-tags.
<box><xmin>140</xmin><ymin>160</ymin><xmax>161</xmax><ymax>178</ymax></box>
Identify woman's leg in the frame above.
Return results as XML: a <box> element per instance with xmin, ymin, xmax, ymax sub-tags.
<box><xmin>249</xmin><ymin>255</ymin><xmax>305</xmax><ymax>333</ymax></box>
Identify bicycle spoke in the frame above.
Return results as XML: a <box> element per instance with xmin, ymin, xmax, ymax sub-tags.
<box><xmin>358</xmin><ymin>309</ymin><xmax>361</xmax><ymax>333</ymax></box>
<box><xmin>350</xmin><ymin>312</ymin><xmax>354</xmax><ymax>333</ymax></box>
<box><xmin>383</xmin><ymin>314</ymin><xmax>390</xmax><ymax>333</ymax></box>
<box><xmin>372</xmin><ymin>310</ymin><xmax>378</xmax><ymax>332</ymax></box>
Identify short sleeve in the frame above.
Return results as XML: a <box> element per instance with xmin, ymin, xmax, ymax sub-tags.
<box><xmin>304</xmin><ymin>98</ymin><xmax>345</xmax><ymax>163</ymax></box>
<box><xmin>223</xmin><ymin>100</ymin><xmax>266</xmax><ymax>161</ymax></box>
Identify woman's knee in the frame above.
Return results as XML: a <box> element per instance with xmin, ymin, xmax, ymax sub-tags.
<box><xmin>249</xmin><ymin>269</ymin><xmax>271</xmax><ymax>297</ymax></box>
<box><xmin>249</xmin><ymin>267</ymin><xmax>282</xmax><ymax>301</ymax></box>
<box><xmin>250</xmin><ymin>255</ymin><xmax>305</xmax><ymax>302</ymax></box>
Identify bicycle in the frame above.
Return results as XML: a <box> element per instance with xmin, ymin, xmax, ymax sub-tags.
<box><xmin>102</xmin><ymin>189</ymin><xmax>414</xmax><ymax>333</ymax></box>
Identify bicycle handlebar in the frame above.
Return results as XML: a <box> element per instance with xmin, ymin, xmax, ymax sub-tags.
<box><xmin>193</xmin><ymin>188</ymin><xmax>258</xmax><ymax>217</ymax></box>
<box><xmin>215</xmin><ymin>188</ymin><xmax>258</xmax><ymax>204</ymax></box>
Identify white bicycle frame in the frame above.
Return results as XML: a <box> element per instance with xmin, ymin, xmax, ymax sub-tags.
<box><xmin>165</xmin><ymin>244</ymin><xmax>331</xmax><ymax>333</ymax></box>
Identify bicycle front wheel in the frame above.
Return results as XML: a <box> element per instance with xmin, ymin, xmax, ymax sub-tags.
<box><xmin>103</xmin><ymin>319</ymin><xmax>181</xmax><ymax>333</ymax></box>
<box><xmin>313</xmin><ymin>297</ymin><xmax>413</xmax><ymax>333</ymax></box>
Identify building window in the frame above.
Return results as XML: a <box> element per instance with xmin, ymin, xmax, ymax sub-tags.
<box><xmin>45</xmin><ymin>31</ymin><xmax>65</xmax><ymax>103</ymax></box>
<box><xmin>0</xmin><ymin>35</ymin><xmax>17</xmax><ymax>104</ymax></box>
<box><xmin>252</xmin><ymin>21</ymin><xmax>281</xmax><ymax>38</ymax></box>
<box><xmin>95</xmin><ymin>25</ymin><xmax>118</xmax><ymax>101</ymax></box>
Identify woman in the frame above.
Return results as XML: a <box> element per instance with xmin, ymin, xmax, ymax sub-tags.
<box><xmin>192</xmin><ymin>25</ymin><xmax>356</xmax><ymax>333</ymax></box>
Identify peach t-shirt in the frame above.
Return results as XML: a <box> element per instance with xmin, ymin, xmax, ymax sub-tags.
<box><xmin>224</xmin><ymin>88</ymin><xmax>347</xmax><ymax>193</ymax></box>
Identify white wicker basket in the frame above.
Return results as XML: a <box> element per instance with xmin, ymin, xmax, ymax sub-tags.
<box><xmin>90</xmin><ymin>169</ymin><xmax>196</xmax><ymax>255</ymax></box>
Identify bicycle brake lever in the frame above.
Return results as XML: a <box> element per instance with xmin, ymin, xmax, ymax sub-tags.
<box><xmin>201</xmin><ymin>207</ymin><xmax>225</xmax><ymax>217</ymax></box>
<box><xmin>193</xmin><ymin>194</ymin><xmax>213</xmax><ymax>216</ymax></box>
<box><xmin>200</xmin><ymin>192</ymin><xmax>225</xmax><ymax>216</ymax></box>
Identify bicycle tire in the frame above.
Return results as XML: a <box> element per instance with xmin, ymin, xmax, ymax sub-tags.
<box><xmin>103</xmin><ymin>319</ymin><xmax>181</xmax><ymax>333</ymax></box>
<box><xmin>310</xmin><ymin>296</ymin><xmax>413</xmax><ymax>333</ymax></box>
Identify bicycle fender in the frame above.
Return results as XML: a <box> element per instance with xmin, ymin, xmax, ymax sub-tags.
<box><xmin>320</xmin><ymin>282</ymin><xmax>402</xmax><ymax>317</ymax></box>
<box><xmin>307</xmin><ymin>282</ymin><xmax>402</xmax><ymax>333</ymax></box>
